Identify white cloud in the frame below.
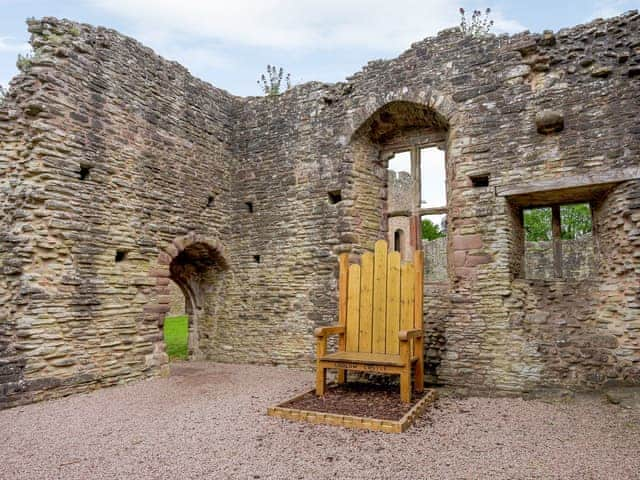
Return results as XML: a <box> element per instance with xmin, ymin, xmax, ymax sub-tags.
<box><xmin>88</xmin><ymin>0</ymin><xmax>525</xmax><ymax>52</ymax></box>
<box><xmin>588</xmin><ymin>0</ymin><xmax>637</xmax><ymax>20</ymax></box>
<box><xmin>0</xmin><ymin>37</ymin><xmax>31</xmax><ymax>54</ymax></box>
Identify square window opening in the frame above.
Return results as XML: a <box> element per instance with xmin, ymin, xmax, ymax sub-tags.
<box><xmin>522</xmin><ymin>203</ymin><xmax>594</xmax><ymax>280</ymax></box>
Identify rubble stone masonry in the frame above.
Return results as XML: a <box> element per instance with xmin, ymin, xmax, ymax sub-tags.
<box><xmin>1</xmin><ymin>11</ymin><xmax>639</xmax><ymax>407</ymax></box>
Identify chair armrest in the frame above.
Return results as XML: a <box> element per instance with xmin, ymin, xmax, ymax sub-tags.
<box><xmin>314</xmin><ymin>325</ymin><xmax>345</xmax><ymax>338</ymax></box>
<box><xmin>398</xmin><ymin>329</ymin><xmax>423</xmax><ymax>341</ymax></box>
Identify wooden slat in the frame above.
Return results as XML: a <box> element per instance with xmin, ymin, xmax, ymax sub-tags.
<box><xmin>319</xmin><ymin>351</ymin><xmax>417</xmax><ymax>367</ymax></box>
<box><xmin>358</xmin><ymin>252</ymin><xmax>374</xmax><ymax>353</ymax></box>
<box><xmin>372</xmin><ymin>240</ymin><xmax>388</xmax><ymax>354</ymax></box>
<box><xmin>413</xmin><ymin>250</ymin><xmax>424</xmax><ymax>330</ymax></box>
<box><xmin>345</xmin><ymin>264</ymin><xmax>360</xmax><ymax>352</ymax></box>
<box><xmin>400</xmin><ymin>262</ymin><xmax>415</xmax><ymax>332</ymax></box>
<box><xmin>386</xmin><ymin>251</ymin><xmax>401</xmax><ymax>355</ymax></box>
<box><xmin>338</xmin><ymin>253</ymin><xmax>349</xmax><ymax>346</ymax></box>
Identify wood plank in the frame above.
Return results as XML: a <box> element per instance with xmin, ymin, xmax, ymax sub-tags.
<box><xmin>338</xmin><ymin>253</ymin><xmax>349</xmax><ymax>327</ymax></box>
<box><xmin>345</xmin><ymin>264</ymin><xmax>360</xmax><ymax>352</ymax></box>
<box><xmin>337</xmin><ymin>253</ymin><xmax>349</xmax><ymax>379</ymax></box>
<box><xmin>386</xmin><ymin>251</ymin><xmax>401</xmax><ymax>355</ymax></box>
<box><xmin>400</xmin><ymin>262</ymin><xmax>415</xmax><ymax>332</ymax></box>
<box><xmin>358</xmin><ymin>252</ymin><xmax>374</xmax><ymax>353</ymax></box>
<box><xmin>413</xmin><ymin>250</ymin><xmax>424</xmax><ymax>330</ymax></box>
<box><xmin>372</xmin><ymin>240</ymin><xmax>388</xmax><ymax>354</ymax></box>
<box><xmin>320</xmin><ymin>351</ymin><xmax>413</xmax><ymax>367</ymax></box>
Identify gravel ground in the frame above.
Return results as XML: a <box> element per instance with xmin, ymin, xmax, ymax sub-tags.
<box><xmin>1</xmin><ymin>362</ymin><xmax>639</xmax><ymax>480</ymax></box>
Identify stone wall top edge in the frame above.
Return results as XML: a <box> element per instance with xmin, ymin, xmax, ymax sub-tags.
<box><xmin>238</xmin><ymin>9</ymin><xmax>639</xmax><ymax>108</ymax></box>
<box><xmin>25</xmin><ymin>16</ymin><xmax>244</xmax><ymax>105</ymax></box>
<box><xmin>20</xmin><ymin>9</ymin><xmax>639</xmax><ymax>114</ymax></box>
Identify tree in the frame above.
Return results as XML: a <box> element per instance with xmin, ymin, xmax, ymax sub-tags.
<box><xmin>459</xmin><ymin>7</ymin><xmax>494</xmax><ymax>37</ymax></box>
<box><xmin>422</xmin><ymin>218</ymin><xmax>445</xmax><ymax>241</ymax></box>
<box><xmin>560</xmin><ymin>204</ymin><xmax>592</xmax><ymax>240</ymax></box>
<box><xmin>524</xmin><ymin>204</ymin><xmax>592</xmax><ymax>241</ymax></box>
<box><xmin>524</xmin><ymin>208</ymin><xmax>552</xmax><ymax>241</ymax></box>
<box><xmin>257</xmin><ymin>65</ymin><xmax>291</xmax><ymax>96</ymax></box>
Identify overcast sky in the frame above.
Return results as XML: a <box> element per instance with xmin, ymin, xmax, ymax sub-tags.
<box><xmin>0</xmin><ymin>0</ymin><xmax>638</xmax><ymax>96</ymax></box>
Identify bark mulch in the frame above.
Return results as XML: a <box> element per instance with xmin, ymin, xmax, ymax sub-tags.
<box><xmin>280</xmin><ymin>382</ymin><xmax>422</xmax><ymax>420</ymax></box>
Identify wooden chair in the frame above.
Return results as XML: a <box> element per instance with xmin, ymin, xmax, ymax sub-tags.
<box><xmin>314</xmin><ymin>239</ymin><xmax>424</xmax><ymax>403</ymax></box>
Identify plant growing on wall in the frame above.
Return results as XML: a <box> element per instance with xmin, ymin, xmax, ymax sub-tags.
<box><xmin>459</xmin><ymin>7</ymin><xmax>494</xmax><ymax>37</ymax></box>
<box><xmin>257</xmin><ymin>65</ymin><xmax>291</xmax><ymax>96</ymax></box>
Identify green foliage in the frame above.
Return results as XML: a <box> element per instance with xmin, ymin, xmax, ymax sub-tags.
<box><xmin>257</xmin><ymin>64</ymin><xmax>291</xmax><ymax>96</ymax></box>
<box><xmin>560</xmin><ymin>203</ymin><xmax>592</xmax><ymax>239</ymax></box>
<box><xmin>524</xmin><ymin>204</ymin><xmax>592</xmax><ymax>241</ymax></box>
<box><xmin>524</xmin><ymin>207</ymin><xmax>552</xmax><ymax>241</ymax></box>
<box><xmin>459</xmin><ymin>7</ymin><xmax>494</xmax><ymax>37</ymax></box>
<box><xmin>16</xmin><ymin>51</ymin><xmax>33</xmax><ymax>71</ymax></box>
<box><xmin>422</xmin><ymin>218</ymin><xmax>446</xmax><ymax>241</ymax></box>
<box><xmin>164</xmin><ymin>315</ymin><xmax>188</xmax><ymax>360</ymax></box>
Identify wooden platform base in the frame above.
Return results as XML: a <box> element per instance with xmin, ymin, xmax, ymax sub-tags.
<box><xmin>267</xmin><ymin>387</ymin><xmax>438</xmax><ymax>433</ymax></box>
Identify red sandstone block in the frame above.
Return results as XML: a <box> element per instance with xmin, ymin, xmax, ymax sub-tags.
<box><xmin>465</xmin><ymin>254</ymin><xmax>492</xmax><ymax>267</ymax></box>
<box><xmin>453</xmin><ymin>251</ymin><xmax>467</xmax><ymax>267</ymax></box>
<box><xmin>157</xmin><ymin>252</ymin><xmax>172</xmax><ymax>265</ymax></box>
<box><xmin>149</xmin><ymin>268</ymin><xmax>170</xmax><ymax>278</ymax></box>
<box><xmin>455</xmin><ymin>267</ymin><xmax>476</xmax><ymax>280</ymax></box>
<box><xmin>452</xmin><ymin>234</ymin><xmax>483</xmax><ymax>251</ymax></box>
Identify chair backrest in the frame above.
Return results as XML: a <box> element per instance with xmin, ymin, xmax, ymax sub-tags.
<box><xmin>338</xmin><ymin>240</ymin><xmax>424</xmax><ymax>355</ymax></box>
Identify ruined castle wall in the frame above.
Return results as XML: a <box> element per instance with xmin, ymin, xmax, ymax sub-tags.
<box><xmin>0</xmin><ymin>18</ymin><xmax>238</xmax><ymax>408</ymax></box>
<box><xmin>215</xmin><ymin>12</ymin><xmax>640</xmax><ymax>392</ymax></box>
<box><xmin>2</xmin><ymin>12</ymin><xmax>639</xmax><ymax>407</ymax></box>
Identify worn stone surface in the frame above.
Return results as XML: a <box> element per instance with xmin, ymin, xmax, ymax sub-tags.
<box><xmin>1</xmin><ymin>11</ymin><xmax>640</xmax><ymax>407</ymax></box>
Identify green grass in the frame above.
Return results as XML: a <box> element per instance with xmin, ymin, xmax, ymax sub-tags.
<box><xmin>163</xmin><ymin>315</ymin><xmax>188</xmax><ymax>360</ymax></box>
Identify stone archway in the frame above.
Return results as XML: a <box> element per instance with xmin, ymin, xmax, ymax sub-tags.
<box><xmin>149</xmin><ymin>234</ymin><xmax>229</xmax><ymax>361</ymax></box>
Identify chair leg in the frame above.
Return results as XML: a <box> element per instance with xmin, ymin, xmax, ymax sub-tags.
<box><xmin>415</xmin><ymin>358</ymin><xmax>424</xmax><ymax>393</ymax></box>
<box><xmin>400</xmin><ymin>369</ymin><xmax>411</xmax><ymax>403</ymax></box>
<box><xmin>316</xmin><ymin>365</ymin><xmax>326</xmax><ymax>396</ymax></box>
<box><xmin>337</xmin><ymin>369</ymin><xmax>346</xmax><ymax>384</ymax></box>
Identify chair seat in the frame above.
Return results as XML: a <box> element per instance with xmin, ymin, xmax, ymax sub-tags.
<box><xmin>319</xmin><ymin>351</ymin><xmax>417</xmax><ymax>367</ymax></box>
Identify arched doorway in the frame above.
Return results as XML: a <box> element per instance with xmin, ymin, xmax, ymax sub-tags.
<box><xmin>158</xmin><ymin>236</ymin><xmax>229</xmax><ymax>361</ymax></box>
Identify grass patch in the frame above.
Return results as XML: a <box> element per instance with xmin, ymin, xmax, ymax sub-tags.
<box><xmin>164</xmin><ymin>315</ymin><xmax>188</xmax><ymax>360</ymax></box>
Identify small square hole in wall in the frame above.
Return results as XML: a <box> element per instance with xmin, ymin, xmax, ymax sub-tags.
<box><xmin>79</xmin><ymin>165</ymin><xmax>91</xmax><ymax>180</ymax></box>
<box><xmin>207</xmin><ymin>195</ymin><xmax>215</xmax><ymax>207</ymax></box>
<box><xmin>115</xmin><ymin>250</ymin><xmax>127</xmax><ymax>263</ymax></box>
<box><xmin>328</xmin><ymin>190</ymin><xmax>342</xmax><ymax>204</ymax></box>
<box><xmin>246</xmin><ymin>202</ymin><xmax>254</xmax><ymax>213</ymax></box>
<box><xmin>253</xmin><ymin>255</ymin><xmax>261</xmax><ymax>263</ymax></box>
<box><xmin>469</xmin><ymin>174</ymin><xmax>490</xmax><ymax>187</ymax></box>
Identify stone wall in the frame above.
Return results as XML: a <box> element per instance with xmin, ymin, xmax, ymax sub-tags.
<box><xmin>524</xmin><ymin>236</ymin><xmax>595</xmax><ymax>280</ymax></box>
<box><xmin>168</xmin><ymin>282</ymin><xmax>185</xmax><ymax>317</ymax></box>
<box><xmin>423</xmin><ymin>237</ymin><xmax>448</xmax><ymax>282</ymax></box>
<box><xmin>1</xmin><ymin>11</ymin><xmax>639</xmax><ymax>407</ymax></box>
<box><xmin>0</xmin><ymin>18</ymin><xmax>238</xmax><ymax>408</ymax></box>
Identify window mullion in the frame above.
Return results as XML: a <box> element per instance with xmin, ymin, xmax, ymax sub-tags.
<box><xmin>551</xmin><ymin>205</ymin><xmax>563</xmax><ymax>278</ymax></box>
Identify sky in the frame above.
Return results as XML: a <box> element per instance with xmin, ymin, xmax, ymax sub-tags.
<box><xmin>0</xmin><ymin>0</ymin><xmax>638</xmax><ymax>96</ymax></box>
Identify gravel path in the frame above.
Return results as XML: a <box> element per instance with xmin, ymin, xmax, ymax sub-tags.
<box><xmin>1</xmin><ymin>362</ymin><xmax>639</xmax><ymax>480</ymax></box>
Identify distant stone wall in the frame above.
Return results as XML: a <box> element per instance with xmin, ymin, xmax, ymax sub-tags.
<box><xmin>525</xmin><ymin>236</ymin><xmax>595</xmax><ymax>280</ymax></box>
<box><xmin>423</xmin><ymin>237</ymin><xmax>448</xmax><ymax>282</ymax></box>
<box><xmin>388</xmin><ymin>171</ymin><xmax>413</xmax><ymax>211</ymax></box>
<box><xmin>168</xmin><ymin>283</ymin><xmax>185</xmax><ymax>317</ymax></box>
